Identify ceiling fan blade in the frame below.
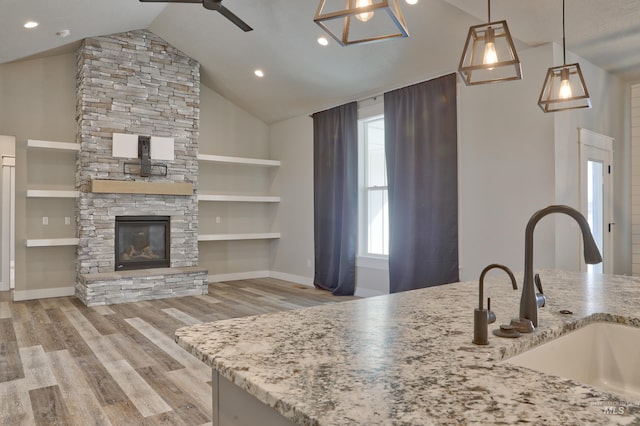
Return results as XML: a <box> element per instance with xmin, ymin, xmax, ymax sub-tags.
<box><xmin>203</xmin><ymin>1</ymin><xmax>253</xmax><ymax>32</ymax></box>
<box><xmin>216</xmin><ymin>5</ymin><xmax>253</xmax><ymax>32</ymax></box>
<box><xmin>141</xmin><ymin>0</ymin><xmax>252</xmax><ymax>32</ymax></box>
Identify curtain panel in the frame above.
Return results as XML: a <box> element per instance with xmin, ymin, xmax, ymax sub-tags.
<box><xmin>312</xmin><ymin>102</ymin><xmax>358</xmax><ymax>296</ymax></box>
<box><xmin>384</xmin><ymin>73</ymin><xmax>459</xmax><ymax>293</ymax></box>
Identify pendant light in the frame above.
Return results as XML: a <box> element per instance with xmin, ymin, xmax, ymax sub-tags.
<box><xmin>458</xmin><ymin>0</ymin><xmax>522</xmax><ymax>85</ymax></box>
<box><xmin>538</xmin><ymin>0</ymin><xmax>591</xmax><ymax>112</ymax></box>
<box><xmin>314</xmin><ymin>0</ymin><xmax>409</xmax><ymax>46</ymax></box>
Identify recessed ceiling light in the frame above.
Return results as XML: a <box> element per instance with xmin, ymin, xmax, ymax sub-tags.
<box><xmin>24</xmin><ymin>21</ymin><xmax>39</xmax><ymax>29</ymax></box>
<box><xmin>317</xmin><ymin>37</ymin><xmax>329</xmax><ymax>46</ymax></box>
<box><xmin>405</xmin><ymin>0</ymin><xmax>418</xmax><ymax>4</ymax></box>
<box><xmin>254</xmin><ymin>69</ymin><xmax>264</xmax><ymax>78</ymax></box>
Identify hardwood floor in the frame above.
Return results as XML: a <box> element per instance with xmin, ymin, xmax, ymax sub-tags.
<box><xmin>0</xmin><ymin>278</ymin><xmax>357</xmax><ymax>425</ymax></box>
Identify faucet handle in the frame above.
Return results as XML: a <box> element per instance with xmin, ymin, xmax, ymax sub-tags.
<box><xmin>534</xmin><ymin>274</ymin><xmax>546</xmax><ymax>308</ymax></box>
<box><xmin>487</xmin><ymin>297</ymin><xmax>496</xmax><ymax>324</ymax></box>
<box><xmin>534</xmin><ymin>273</ymin><xmax>544</xmax><ymax>294</ymax></box>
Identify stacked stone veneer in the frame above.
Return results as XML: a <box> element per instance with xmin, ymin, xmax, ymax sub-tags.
<box><xmin>75</xmin><ymin>30</ymin><xmax>207</xmax><ymax>306</ymax></box>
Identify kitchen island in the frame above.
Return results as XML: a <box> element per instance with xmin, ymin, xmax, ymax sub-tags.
<box><xmin>175</xmin><ymin>270</ymin><xmax>640</xmax><ymax>425</ymax></box>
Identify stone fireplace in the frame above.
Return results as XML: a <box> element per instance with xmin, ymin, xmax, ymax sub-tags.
<box><xmin>74</xmin><ymin>30</ymin><xmax>208</xmax><ymax>306</ymax></box>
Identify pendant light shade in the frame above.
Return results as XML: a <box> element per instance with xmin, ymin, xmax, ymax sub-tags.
<box><xmin>458</xmin><ymin>1</ymin><xmax>522</xmax><ymax>85</ymax></box>
<box><xmin>314</xmin><ymin>0</ymin><xmax>408</xmax><ymax>46</ymax></box>
<box><xmin>538</xmin><ymin>63</ymin><xmax>591</xmax><ymax>112</ymax></box>
<box><xmin>538</xmin><ymin>0</ymin><xmax>591</xmax><ymax>112</ymax></box>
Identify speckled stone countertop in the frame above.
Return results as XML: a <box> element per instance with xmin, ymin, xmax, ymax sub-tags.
<box><xmin>176</xmin><ymin>270</ymin><xmax>640</xmax><ymax>425</ymax></box>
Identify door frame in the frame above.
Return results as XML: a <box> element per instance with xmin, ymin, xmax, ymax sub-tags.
<box><xmin>1</xmin><ymin>155</ymin><xmax>15</xmax><ymax>291</ymax></box>
<box><xmin>578</xmin><ymin>128</ymin><xmax>613</xmax><ymax>274</ymax></box>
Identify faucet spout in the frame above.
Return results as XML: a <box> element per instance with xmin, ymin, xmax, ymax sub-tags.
<box><xmin>473</xmin><ymin>263</ymin><xmax>518</xmax><ymax>345</ymax></box>
<box><xmin>520</xmin><ymin>205</ymin><xmax>602</xmax><ymax>327</ymax></box>
<box><xmin>478</xmin><ymin>263</ymin><xmax>518</xmax><ymax>310</ymax></box>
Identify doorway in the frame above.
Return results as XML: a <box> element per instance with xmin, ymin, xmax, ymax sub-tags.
<box><xmin>579</xmin><ymin>128</ymin><xmax>613</xmax><ymax>274</ymax></box>
<box><xmin>1</xmin><ymin>135</ymin><xmax>16</xmax><ymax>291</ymax></box>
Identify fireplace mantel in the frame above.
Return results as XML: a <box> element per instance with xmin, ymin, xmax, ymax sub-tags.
<box><xmin>90</xmin><ymin>179</ymin><xmax>193</xmax><ymax>196</ymax></box>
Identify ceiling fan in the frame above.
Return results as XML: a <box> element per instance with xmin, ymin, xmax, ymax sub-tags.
<box><xmin>139</xmin><ymin>0</ymin><xmax>253</xmax><ymax>32</ymax></box>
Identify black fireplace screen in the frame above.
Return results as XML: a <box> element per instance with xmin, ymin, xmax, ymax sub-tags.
<box><xmin>115</xmin><ymin>216</ymin><xmax>170</xmax><ymax>271</ymax></box>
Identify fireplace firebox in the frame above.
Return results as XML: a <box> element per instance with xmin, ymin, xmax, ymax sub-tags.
<box><xmin>115</xmin><ymin>216</ymin><xmax>170</xmax><ymax>271</ymax></box>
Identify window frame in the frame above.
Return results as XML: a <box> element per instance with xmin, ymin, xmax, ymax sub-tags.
<box><xmin>357</xmin><ymin>100</ymin><xmax>388</xmax><ymax>259</ymax></box>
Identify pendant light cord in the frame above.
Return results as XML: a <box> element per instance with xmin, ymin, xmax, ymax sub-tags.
<box><xmin>562</xmin><ymin>0</ymin><xmax>567</xmax><ymax>65</ymax></box>
<box><xmin>487</xmin><ymin>0</ymin><xmax>491</xmax><ymax>22</ymax></box>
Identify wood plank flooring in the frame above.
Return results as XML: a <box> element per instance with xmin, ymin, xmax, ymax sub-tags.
<box><xmin>0</xmin><ymin>278</ymin><xmax>357</xmax><ymax>425</ymax></box>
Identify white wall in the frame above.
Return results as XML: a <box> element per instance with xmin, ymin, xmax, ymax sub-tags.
<box><xmin>268</xmin><ymin>45</ymin><xmax>559</xmax><ymax>293</ymax></box>
<box><xmin>199</xmin><ymin>84</ymin><xmax>269</xmax><ymax>158</ymax></box>
<box><xmin>269</xmin><ymin>115</ymin><xmax>314</xmax><ymax>285</ymax></box>
<box><xmin>0</xmin><ymin>53</ymin><xmax>278</xmax><ymax>291</ymax></box>
<box><xmin>0</xmin><ymin>53</ymin><xmax>77</xmax><ymax>294</ymax></box>
<box><xmin>0</xmin><ymin>44</ymin><xmax>629</xmax><ymax>295</ymax></box>
<box><xmin>551</xmin><ymin>44</ymin><xmax>629</xmax><ymax>274</ymax></box>
<box><xmin>458</xmin><ymin>44</ymin><xmax>557</xmax><ymax>281</ymax></box>
<box><xmin>0</xmin><ymin>136</ymin><xmax>15</xmax><ymax>155</ymax></box>
<box><xmin>270</xmin><ymin>42</ymin><xmax>630</xmax><ymax>294</ymax></box>
<box><xmin>458</xmin><ymin>42</ymin><xmax>629</xmax><ymax>280</ymax></box>
<box><xmin>198</xmin><ymin>84</ymin><xmax>275</xmax><ymax>278</ymax></box>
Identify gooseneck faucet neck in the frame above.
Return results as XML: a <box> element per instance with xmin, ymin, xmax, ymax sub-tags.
<box><xmin>520</xmin><ymin>205</ymin><xmax>602</xmax><ymax>327</ymax></box>
<box><xmin>478</xmin><ymin>263</ymin><xmax>518</xmax><ymax>310</ymax></box>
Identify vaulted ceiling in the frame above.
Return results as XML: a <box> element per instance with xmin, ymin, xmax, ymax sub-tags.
<box><xmin>2</xmin><ymin>1</ymin><xmax>639</xmax><ymax>124</ymax></box>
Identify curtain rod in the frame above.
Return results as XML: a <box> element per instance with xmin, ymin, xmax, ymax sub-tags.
<box><xmin>309</xmin><ymin>69</ymin><xmax>458</xmax><ymax>117</ymax></box>
<box><xmin>357</xmin><ymin>69</ymin><xmax>458</xmax><ymax>103</ymax></box>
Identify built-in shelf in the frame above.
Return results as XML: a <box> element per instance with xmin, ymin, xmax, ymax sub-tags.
<box><xmin>27</xmin><ymin>189</ymin><xmax>79</xmax><ymax>198</ymax></box>
<box><xmin>26</xmin><ymin>140</ymin><xmax>79</xmax><ymax>250</ymax></box>
<box><xmin>198</xmin><ymin>154</ymin><xmax>280</xmax><ymax>167</ymax></box>
<box><xmin>27</xmin><ymin>139</ymin><xmax>80</xmax><ymax>151</ymax></box>
<box><xmin>26</xmin><ymin>238</ymin><xmax>79</xmax><ymax>247</ymax></box>
<box><xmin>198</xmin><ymin>194</ymin><xmax>280</xmax><ymax>203</ymax></box>
<box><xmin>198</xmin><ymin>233</ymin><xmax>281</xmax><ymax>242</ymax></box>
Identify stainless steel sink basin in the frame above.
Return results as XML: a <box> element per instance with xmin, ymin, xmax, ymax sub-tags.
<box><xmin>504</xmin><ymin>322</ymin><xmax>640</xmax><ymax>401</ymax></box>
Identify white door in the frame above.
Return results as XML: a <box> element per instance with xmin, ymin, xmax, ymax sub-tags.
<box><xmin>579</xmin><ymin>128</ymin><xmax>613</xmax><ymax>274</ymax></box>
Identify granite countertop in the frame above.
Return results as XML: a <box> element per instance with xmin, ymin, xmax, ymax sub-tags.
<box><xmin>175</xmin><ymin>270</ymin><xmax>640</xmax><ymax>425</ymax></box>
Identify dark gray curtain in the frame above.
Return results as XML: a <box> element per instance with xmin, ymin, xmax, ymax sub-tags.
<box><xmin>312</xmin><ymin>102</ymin><xmax>358</xmax><ymax>296</ymax></box>
<box><xmin>384</xmin><ymin>73</ymin><xmax>459</xmax><ymax>293</ymax></box>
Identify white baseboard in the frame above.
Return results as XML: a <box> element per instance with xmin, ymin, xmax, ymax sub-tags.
<box><xmin>356</xmin><ymin>256</ymin><xmax>389</xmax><ymax>270</ymax></box>
<box><xmin>13</xmin><ymin>286</ymin><xmax>75</xmax><ymax>301</ymax></box>
<box><xmin>355</xmin><ymin>287</ymin><xmax>388</xmax><ymax>298</ymax></box>
<box><xmin>208</xmin><ymin>271</ymin><xmax>270</xmax><ymax>283</ymax></box>
<box><xmin>268</xmin><ymin>271</ymin><xmax>313</xmax><ymax>287</ymax></box>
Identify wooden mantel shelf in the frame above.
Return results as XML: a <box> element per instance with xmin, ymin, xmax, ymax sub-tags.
<box><xmin>91</xmin><ymin>180</ymin><xmax>193</xmax><ymax>196</ymax></box>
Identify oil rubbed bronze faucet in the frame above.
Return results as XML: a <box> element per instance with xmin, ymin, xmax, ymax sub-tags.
<box><xmin>473</xmin><ymin>263</ymin><xmax>518</xmax><ymax>345</ymax></box>
<box><xmin>520</xmin><ymin>205</ymin><xmax>602</xmax><ymax>328</ymax></box>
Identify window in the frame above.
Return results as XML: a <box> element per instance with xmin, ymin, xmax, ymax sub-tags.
<box><xmin>359</xmin><ymin>114</ymin><xmax>389</xmax><ymax>256</ymax></box>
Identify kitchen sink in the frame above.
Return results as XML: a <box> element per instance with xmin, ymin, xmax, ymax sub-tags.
<box><xmin>504</xmin><ymin>322</ymin><xmax>640</xmax><ymax>401</ymax></box>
